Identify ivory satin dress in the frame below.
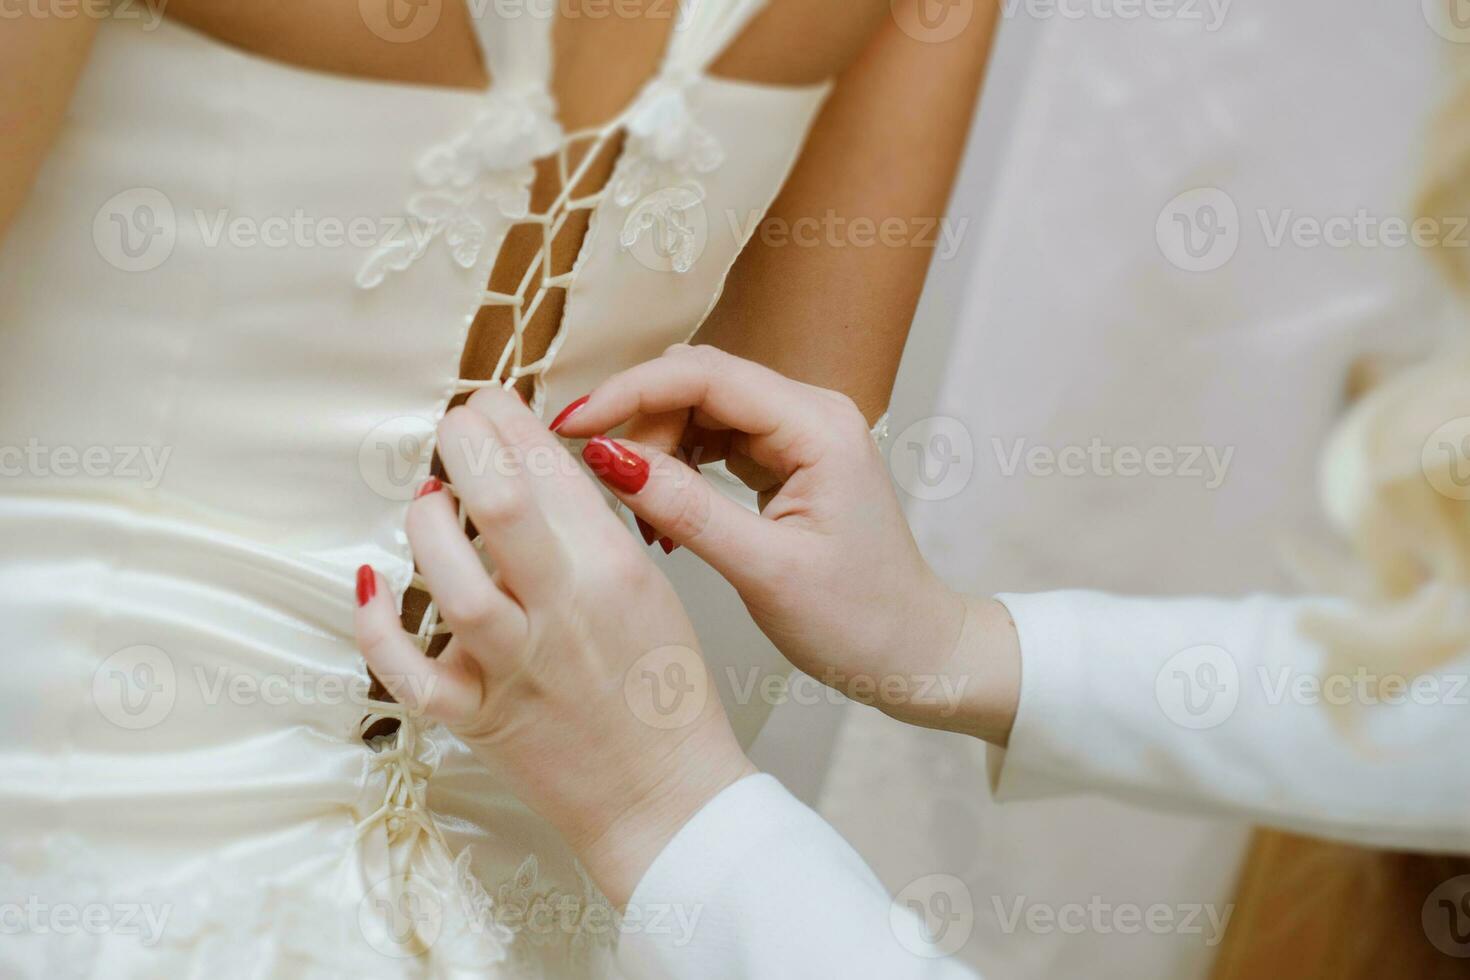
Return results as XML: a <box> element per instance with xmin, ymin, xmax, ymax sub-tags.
<box><xmin>0</xmin><ymin>3</ymin><xmax>830</xmax><ymax>975</ymax></box>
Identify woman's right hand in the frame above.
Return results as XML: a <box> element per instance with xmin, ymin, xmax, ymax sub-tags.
<box><xmin>554</xmin><ymin>344</ymin><xmax>1021</xmax><ymax>742</ymax></box>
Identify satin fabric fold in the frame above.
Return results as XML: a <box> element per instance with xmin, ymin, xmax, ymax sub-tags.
<box><xmin>0</xmin><ymin>6</ymin><xmax>827</xmax><ymax>976</ymax></box>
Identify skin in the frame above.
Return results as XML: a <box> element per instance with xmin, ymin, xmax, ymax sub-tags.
<box><xmin>0</xmin><ymin>15</ymin><xmax>97</xmax><ymax>236</ymax></box>
<box><xmin>0</xmin><ymin>0</ymin><xmax>998</xmax><ymax>707</ymax></box>
<box><xmin>557</xmin><ymin>346</ymin><xmax>1024</xmax><ymax>745</ymax></box>
<box><xmin>355</xmin><ymin>346</ymin><xmax>1025</xmax><ymax>907</ymax></box>
<box><xmin>356</xmin><ymin>385</ymin><xmax>756</xmax><ymax>907</ymax></box>
<box><xmin>0</xmin><ymin>0</ymin><xmax>996</xmax><ymax>419</ymax></box>
<box><xmin>620</xmin><ymin>0</ymin><xmax>1000</xmax><ymax>488</ymax></box>
<box><xmin>1</xmin><ymin>0</ymin><xmax>1001</xmax><ymax>907</ymax></box>
<box><xmin>697</xmin><ymin>0</ymin><xmax>999</xmax><ymax>421</ymax></box>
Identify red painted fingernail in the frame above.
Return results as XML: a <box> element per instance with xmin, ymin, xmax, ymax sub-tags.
<box><xmin>415</xmin><ymin>477</ymin><xmax>443</xmax><ymax>499</ymax></box>
<box><xmin>356</xmin><ymin>565</ymin><xmax>376</xmax><ymax>607</ymax></box>
<box><xmin>550</xmin><ymin>395</ymin><xmax>590</xmax><ymax>433</ymax></box>
<box><xmin>582</xmin><ymin>436</ymin><xmax>649</xmax><ymax>494</ymax></box>
<box><xmin>636</xmin><ymin>516</ymin><xmax>657</xmax><ymax>547</ymax></box>
<box><xmin>660</xmin><ymin>537</ymin><xmax>676</xmax><ymax>555</ymax></box>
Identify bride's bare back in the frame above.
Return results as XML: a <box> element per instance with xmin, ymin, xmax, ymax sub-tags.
<box><xmin>0</xmin><ymin>2</ymin><xmax>996</xmax><ymax>972</ymax></box>
<box><xmin>154</xmin><ymin>0</ymin><xmax>895</xmax><ymax>392</ymax></box>
<box><xmin>4</xmin><ymin>0</ymin><xmax>989</xmax><ymax>413</ymax></box>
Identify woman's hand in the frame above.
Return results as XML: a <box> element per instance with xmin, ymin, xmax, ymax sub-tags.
<box><xmin>352</xmin><ymin>387</ymin><xmax>753</xmax><ymax>906</ymax></box>
<box><xmin>554</xmin><ymin>345</ymin><xmax>1022</xmax><ymax>744</ymax></box>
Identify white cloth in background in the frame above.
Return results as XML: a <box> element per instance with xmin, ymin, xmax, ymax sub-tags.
<box><xmin>622</xmin><ymin>589</ymin><xmax>1470</xmax><ymax>980</ymax></box>
<box><xmin>820</xmin><ymin>1</ymin><xmax>1466</xmax><ymax>977</ymax></box>
<box><xmin>992</xmin><ymin>592</ymin><xmax>1470</xmax><ymax>853</ymax></box>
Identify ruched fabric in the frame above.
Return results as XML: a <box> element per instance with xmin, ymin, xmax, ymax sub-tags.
<box><xmin>0</xmin><ymin>4</ymin><xmax>828</xmax><ymax>975</ymax></box>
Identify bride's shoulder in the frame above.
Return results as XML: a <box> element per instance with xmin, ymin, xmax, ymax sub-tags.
<box><xmin>154</xmin><ymin>0</ymin><xmax>489</xmax><ymax>88</ymax></box>
<box><xmin>711</xmin><ymin>0</ymin><xmax>895</xmax><ymax>85</ymax></box>
<box><xmin>2</xmin><ymin>14</ymin><xmax>98</xmax><ymax>238</ymax></box>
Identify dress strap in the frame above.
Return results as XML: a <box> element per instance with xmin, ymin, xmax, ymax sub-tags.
<box><xmin>467</xmin><ymin>0</ymin><xmax>555</xmax><ymax>93</ymax></box>
<box><xmin>662</xmin><ymin>0</ymin><xmax>771</xmax><ymax>76</ymax></box>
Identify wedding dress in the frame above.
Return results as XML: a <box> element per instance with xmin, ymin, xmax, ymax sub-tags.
<box><xmin>0</xmin><ymin>3</ymin><xmax>829</xmax><ymax>975</ymax></box>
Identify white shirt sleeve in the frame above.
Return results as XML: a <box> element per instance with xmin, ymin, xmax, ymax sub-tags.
<box><xmin>990</xmin><ymin>590</ymin><xmax>1470</xmax><ymax>853</ymax></box>
<box><xmin>616</xmin><ymin>773</ymin><xmax>982</xmax><ymax>980</ymax></box>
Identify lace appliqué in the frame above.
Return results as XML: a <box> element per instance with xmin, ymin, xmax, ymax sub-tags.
<box><xmin>871</xmin><ymin>412</ymin><xmax>892</xmax><ymax>446</ymax></box>
<box><xmin>359</xmin><ymin>71</ymin><xmax>727</xmax><ymax>290</ymax></box>
<box><xmin>614</xmin><ymin>74</ymin><xmax>724</xmax><ymax>274</ymax></box>
<box><xmin>356</xmin><ymin>705</ymin><xmax>614</xmax><ymax>972</ymax></box>
<box><xmin>0</xmin><ymin>836</ymin><xmax>397</xmax><ymax>978</ymax></box>
<box><xmin>612</xmin><ymin>75</ymin><xmax>725</xmax><ymax>206</ymax></box>
<box><xmin>0</xmin><ymin>836</ymin><xmax>128</xmax><ymax>980</ymax></box>
<box><xmin>357</xmin><ymin>91</ymin><xmax>564</xmax><ymax>289</ymax></box>
<box><xmin>492</xmin><ymin>855</ymin><xmax>618</xmax><ymax>969</ymax></box>
<box><xmin>353</xmin><ymin>706</ymin><xmax>517</xmax><ymax>969</ymax></box>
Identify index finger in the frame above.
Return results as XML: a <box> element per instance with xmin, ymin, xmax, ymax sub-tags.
<box><xmin>552</xmin><ymin>345</ymin><xmax>835</xmax><ymax>479</ymax></box>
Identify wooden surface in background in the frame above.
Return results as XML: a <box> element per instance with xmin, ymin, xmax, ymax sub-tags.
<box><xmin>1210</xmin><ymin>829</ymin><xmax>1470</xmax><ymax>980</ymax></box>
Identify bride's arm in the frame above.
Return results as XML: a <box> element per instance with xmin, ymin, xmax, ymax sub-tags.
<box><xmin>0</xmin><ymin>13</ymin><xmax>98</xmax><ymax>241</ymax></box>
<box><xmin>696</xmin><ymin>0</ymin><xmax>999</xmax><ymax>422</ymax></box>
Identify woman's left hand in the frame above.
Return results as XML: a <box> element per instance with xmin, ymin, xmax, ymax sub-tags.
<box><xmin>352</xmin><ymin>387</ymin><xmax>753</xmax><ymax>906</ymax></box>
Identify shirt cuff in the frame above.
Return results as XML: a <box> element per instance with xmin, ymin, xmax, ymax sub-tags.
<box><xmin>615</xmin><ymin>772</ymin><xmax>916</xmax><ymax>980</ymax></box>
<box><xmin>986</xmin><ymin>591</ymin><xmax>1097</xmax><ymax>801</ymax></box>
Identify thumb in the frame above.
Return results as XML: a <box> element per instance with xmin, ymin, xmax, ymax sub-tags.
<box><xmin>585</xmin><ymin>437</ymin><xmax>786</xmax><ymax>594</ymax></box>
